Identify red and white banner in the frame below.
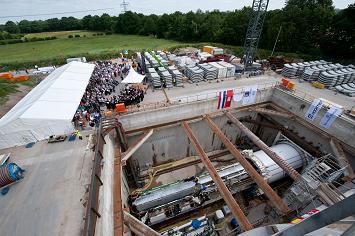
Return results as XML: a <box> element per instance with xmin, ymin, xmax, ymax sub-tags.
<box><xmin>217</xmin><ymin>90</ymin><xmax>233</xmax><ymax>109</ymax></box>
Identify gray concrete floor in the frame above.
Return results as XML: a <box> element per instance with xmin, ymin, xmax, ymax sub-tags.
<box><xmin>0</xmin><ymin>132</ymin><xmax>94</xmax><ymax>236</ymax></box>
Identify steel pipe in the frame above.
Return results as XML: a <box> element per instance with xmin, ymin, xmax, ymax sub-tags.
<box><xmin>204</xmin><ymin>115</ymin><xmax>291</xmax><ymax>214</ymax></box>
<box><xmin>181</xmin><ymin>121</ymin><xmax>253</xmax><ymax>231</ymax></box>
<box><xmin>250</xmin><ymin>107</ymin><xmax>294</xmax><ymax>119</ymax></box>
<box><xmin>225</xmin><ymin>112</ymin><xmax>301</xmax><ymax>181</ymax></box>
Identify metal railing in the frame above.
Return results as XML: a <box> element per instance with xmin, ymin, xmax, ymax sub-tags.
<box><xmin>124</xmin><ymin>82</ymin><xmax>278</xmax><ymax>114</ymax></box>
<box><xmin>170</xmin><ymin>82</ymin><xmax>278</xmax><ymax>104</ymax></box>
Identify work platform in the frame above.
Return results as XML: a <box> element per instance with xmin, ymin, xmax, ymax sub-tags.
<box><xmin>0</xmin><ymin>132</ymin><xmax>94</xmax><ymax>236</ymax></box>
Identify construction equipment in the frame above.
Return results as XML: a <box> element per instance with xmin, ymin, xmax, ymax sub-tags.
<box><xmin>242</xmin><ymin>0</ymin><xmax>270</xmax><ymax>70</ymax></box>
<box><xmin>269</xmin><ymin>56</ymin><xmax>294</xmax><ymax>71</ymax></box>
<box><xmin>312</xmin><ymin>81</ymin><xmax>326</xmax><ymax>89</ymax></box>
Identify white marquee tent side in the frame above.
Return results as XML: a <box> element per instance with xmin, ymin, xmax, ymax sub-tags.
<box><xmin>0</xmin><ymin>61</ymin><xmax>95</xmax><ymax>149</ymax></box>
<box><xmin>121</xmin><ymin>67</ymin><xmax>145</xmax><ymax>84</ymax></box>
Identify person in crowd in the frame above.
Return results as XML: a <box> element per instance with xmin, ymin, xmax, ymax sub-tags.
<box><xmin>72</xmin><ymin>60</ymin><xmax>145</xmax><ymax>130</ymax></box>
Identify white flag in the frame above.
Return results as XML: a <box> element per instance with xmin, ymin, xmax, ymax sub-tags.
<box><xmin>305</xmin><ymin>99</ymin><xmax>323</xmax><ymax>121</ymax></box>
<box><xmin>233</xmin><ymin>92</ymin><xmax>243</xmax><ymax>102</ymax></box>
<box><xmin>242</xmin><ymin>85</ymin><xmax>258</xmax><ymax>105</ymax></box>
<box><xmin>320</xmin><ymin>106</ymin><xmax>343</xmax><ymax>129</ymax></box>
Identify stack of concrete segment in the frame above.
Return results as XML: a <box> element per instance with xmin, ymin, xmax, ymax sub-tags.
<box><xmin>145</xmin><ymin>52</ymin><xmax>159</xmax><ymax>68</ymax></box>
<box><xmin>218</xmin><ymin>61</ymin><xmax>236</xmax><ymax>77</ymax></box>
<box><xmin>198</xmin><ymin>63</ymin><xmax>218</xmax><ymax>80</ymax></box>
<box><xmin>282</xmin><ymin>60</ymin><xmax>328</xmax><ymax>78</ymax></box>
<box><xmin>150</xmin><ymin>72</ymin><xmax>161</xmax><ymax>88</ymax></box>
<box><xmin>172</xmin><ymin>70</ymin><xmax>184</xmax><ymax>87</ymax></box>
<box><xmin>209</xmin><ymin>62</ymin><xmax>227</xmax><ymax>78</ymax></box>
<box><xmin>185</xmin><ymin>66</ymin><xmax>204</xmax><ymax>83</ymax></box>
<box><xmin>162</xmin><ymin>71</ymin><xmax>173</xmax><ymax>88</ymax></box>
<box><xmin>335</xmin><ymin>83</ymin><xmax>355</xmax><ymax>97</ymax></box>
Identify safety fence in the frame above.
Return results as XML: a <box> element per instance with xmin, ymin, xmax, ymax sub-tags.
<box><xmin>124</xmin><ymin>82</ymin><xmax>279</xmax><ymax>114</ymax></box>
<box><xmin>170</xmin><ymin>82</ymin><xmax>278</xmax><ymax>104</ymax></box>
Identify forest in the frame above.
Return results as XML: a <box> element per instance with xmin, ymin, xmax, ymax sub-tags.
<box><xmin>0</xmin><ymin>0</ymin><xmax>354</xmax><ymax>60</ymax></box>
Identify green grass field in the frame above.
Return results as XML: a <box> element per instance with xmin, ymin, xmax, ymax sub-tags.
<box><xmin>0</xmin><ymin>31</ymin><xmax>313</xmax><ymax>72</ymax></box>
<box><xmin>0</xmin><ymin>80</ymin><xmax>18</xmax><ymax>104</ymax></box>
<box><xmin>0</xmin><ymin>77</ymin><xmax>38</xmax><ymax>105</ymax></box>
<box><xmin>0</xmin><ymin>33</ymin><xmax>184</xmax><ymax>65</ymax></box>
<box><xmin>24</xmin><ymin>30</ymin><xmax>100</xmax><ymax>39</ymax></box>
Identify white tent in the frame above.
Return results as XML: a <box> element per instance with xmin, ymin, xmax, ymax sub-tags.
<box><xmin>0</xmin><ymin>61</ymin><xmax>95</xmax><ymax>149</ymax></box>
<box><xmin>121</xmin><ymin>67</ymin><xmax>145</xmax><ymax>84</ymax></box>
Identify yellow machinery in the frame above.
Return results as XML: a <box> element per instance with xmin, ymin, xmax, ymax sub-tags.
<box><xmin>312</xmin><ymin>81</ymin><xmax>325</xmax><ymax>89</ymax></box>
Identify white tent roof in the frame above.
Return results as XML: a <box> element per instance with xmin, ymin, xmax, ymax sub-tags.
<box><xmin>0</xmin><ymin>61</ymin><xmax>95</xmax><ymax>149</ymax></box>
<box><xmin>121</xmin><ymin>67</ymin><xmax>145</xmax><ymax>84</ymax></box>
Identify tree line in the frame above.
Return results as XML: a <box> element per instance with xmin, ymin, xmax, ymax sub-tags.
<box><xmin>0</xmin><ymin>0</ymin><xmax>354</xmax><ymax>60</ymax></box>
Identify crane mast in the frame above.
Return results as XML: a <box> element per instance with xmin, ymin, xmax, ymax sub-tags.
<box><xmin>242</xmin><ymin>0</ymin><xmax>270</xmax><ymax>70</ymax></box>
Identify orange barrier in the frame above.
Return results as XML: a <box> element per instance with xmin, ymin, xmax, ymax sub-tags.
<box><xmin>116</xmin><ymin>103</ymin><xmax>126</xmax><ymax>113</ymax></box>
<box><xmin>281</xmin><ymin>78</ymin><xmax>289</xmax><ymax>87</ymax></box>
<box><xmin>0</xmin><ymin>72</ymin><xmax>13</xmax><ymax>80</ymax></box>
<box><xmin>105</xmin><ymin>111</ymin><xmax>113</xmax><ymax>117</ymax></box>
<box><xmin>287</xmin><ymin>82</ymin><xmax>296</xmax><ymax>90</ymax></box>
<box><xmin>14</xmin><ymin>75</ymin><xmax>29</xmax><ymax>81</ymax></box>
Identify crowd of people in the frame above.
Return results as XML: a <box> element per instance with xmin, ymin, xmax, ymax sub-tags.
<box><xmin>72</xmin><ymin>59</ymin><xmax>145</xmax><ymax>130</ymax></box>
<box><xmin>105</xmin><ymin>87</ymin><xmax>145</xmax><ymax>109</ymax></box>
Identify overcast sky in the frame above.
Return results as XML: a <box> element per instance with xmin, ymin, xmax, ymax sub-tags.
<box><xmin>0</xmin><ymin>0</ymin><xmax>353</xmax><ymax>24</ymax></box>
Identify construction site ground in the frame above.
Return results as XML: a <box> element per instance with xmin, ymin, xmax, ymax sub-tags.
<box><xmin>0</xmin><ymin>131</ymin><xmax>94</xmax><ymax>236</ymax></box>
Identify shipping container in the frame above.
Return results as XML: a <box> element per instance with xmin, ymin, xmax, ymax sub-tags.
<box><xmin>203</xmin><ymin>46</ymin><xmax>216</xmax><ymax>54</ymax></box>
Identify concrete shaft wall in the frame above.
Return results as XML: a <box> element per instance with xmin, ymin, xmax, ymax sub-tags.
<box><xmin>95</xmin><ymin>133</ymin><xmax>115</xmax><ymax>236</ymax></box>
<box><xmin>271</xmin><ymin>88</ymin><xmax>355</xmax><ymax>149</ymax></box>
<box><xmin>122</xmin><ymin>87</ymin><xmax>355</xmax><ymax>174</ymax></box>
<box><xmin>120</xmin><ymin>88</ymin><xmax>273</xmax><ymax>132</ymax></box>
<box><xmin>98</xmin><ymin>131</ymin><xmax>132</xmax><ymax>236</ymax></box>
<box><xmin>127</xmin><ymin>112</ymin><xmax>260</xmax><ymax>170</ymax></box>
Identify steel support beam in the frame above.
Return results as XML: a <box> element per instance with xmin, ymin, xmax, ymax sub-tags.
<box><xmin>114</xmin><ymin>148</ymin><xmax>123</xmax><ymax>236</ymax></box>
<box><xmin>240</xmin><ymin>117</ymin><xmax>323</xmax><ymax>157</ymax></box>
<box><xmin>250</xmin><ymin>107</ymin><xmax>294</xmax><ymax>119</ymax></box>
<box><xmin>204</xmin><ymin>115</ymin><xmax>291</xmax><ymax>214</ymax></box>
<box><xmin>226</xmin><ymin>112</ymin><xmax>301</xmax><ymax>181</ymax></box>
<box><xmin>121</xmin><ymin>129</ymin><xmax>154</xmax><ymax>165</ymax></box>
<box><xmin>330</xmin><ymin>139</ymin><xmax>354</xmax><ymax>179</ymax></box>
<box><xmin>123</xmin><ymin>211</ymin><xmax>160</xmax><ymax>236</ymax></box>
<box><xmin>181</xmin><ymin>121</ymin><xmax>253</xmax><ymax>231</ymax></box>
<box><xmin>269</xmin><ymin>103</ymin><xmax>355</xmax><ymax>155</ymax></box>
<box><xmin>274</xmin><ymin>194</ymin><xmax>355</xmax><ymax>236</ymax></box>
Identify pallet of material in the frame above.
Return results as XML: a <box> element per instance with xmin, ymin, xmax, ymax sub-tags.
<box><xmin>150</xmin><ymin>72</ymin><xmax>162</xmax><ymax>89</ymax></box>
<box><xmin>198</xmin><ymin>63</ymin><xmax>218</xmax><ymax>80</ymax></box>
<box><xmin>209</xmin><ymin>62</ymin><xmax>227</xmax><ymax>78</ymax></box>
<box><xmin>171</xmin><ymin>70</ymin><xmax>184</xmax><ymax>87</ymax></box>
<box><xmin>185</xmin><ymin>66</ymin><xmax>204</xmax><ymax>83</ymax></box>
<box><xmin>48</xmin><ymin>135</ymin><xmax>67</xmax><ymax>143</ymax></box>
<box><xmin>161</xmin><ymin>71</ymin><xmax>174</xmax><ymax>88</ymax></box>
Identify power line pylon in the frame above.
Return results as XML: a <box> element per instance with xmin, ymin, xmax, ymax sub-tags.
<box><xmin>121</xmin><ymin>0</ymin><xmax>129</xmax><ymax>13</ymax></box>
